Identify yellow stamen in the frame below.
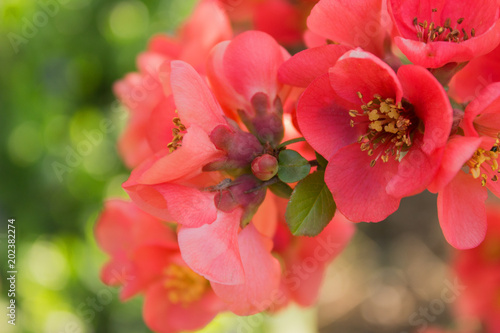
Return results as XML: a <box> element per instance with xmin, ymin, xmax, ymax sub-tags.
<box><xmin>164</xmin><ymin>264</ymin><xmax>208</xmax><ymax>306</ymax></box>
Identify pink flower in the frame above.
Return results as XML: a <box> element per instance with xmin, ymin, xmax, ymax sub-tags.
<box><xmin>428</xmin><ymin>82</ymin><xmax>500</xmax><ymax>249</ymax></box>
<box><xmin>453</xmin><ymin>205</ymin><xmax>500</xmax><ymax>332</ymax></box>
<box><xmin>389</xmin><ymin>0</ymin><xmax>500</xmax><ymax>68</ymax></box>
<box><xmin>297</xmin><ymin>49</ymin><xmax>453</xmax><ymax>222</ymax></box>
<box><xmin>114</xmin><ymin>0</ymin><xmax>232</xmax><ymax>168</ymax></box>
<box><xmin>95</xmin><ymin>199</ymin><xmax>226</xmax><ymax>333</ymax></box>
<box><xmin>306</xmin><ymin>0</ymin><xmax>391</xmax><ymax>58</ymax></box>
<box><xmin>448</xmin><ymin>44</ymin><xmax>500</xmax><ymax>103</ymax></box>
<box><xmin>123</xmin><ymin>54</ymin><xmax>283</xmax><ymax>314</ymax></box>
<box><xmin>207</xmin><ymin>30</ymin><xmax>291</xmax><ymax>144</ymax></box>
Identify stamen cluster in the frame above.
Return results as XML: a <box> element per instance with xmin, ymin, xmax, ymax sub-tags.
<box><xmin>350</xmin><ymin>93</ymin><xmax>417</xmax><ymax>167</ymax></box>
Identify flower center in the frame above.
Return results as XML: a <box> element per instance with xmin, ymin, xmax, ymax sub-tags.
<box><xmin>350</xmin><ymin>93</ymin><xmax>418</xmax><ymax>167</ymax></box>
<box><xmin>413</xmin><ymin>9</ymin><xmax>475</xmax><ymax>43</ymax></box>
<box><xmin>163</xmin><ymin>264</ymin><xmax>208</xmax><ymax>306</ymax></box>
<box><xmin>167</xmin><ymin>117</ymin><xmax>186</xmax><ymax>152</ymax></box>
<box><xmin>466</xmin><ymin>142</ymin><xmax>500</xmax><ymax>186</ymax></box>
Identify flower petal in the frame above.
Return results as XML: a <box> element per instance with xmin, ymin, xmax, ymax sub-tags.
<box><xmin>307</xmin><ymin>0</ymin><xmax>387</xmax><ymax>57</ymax></box>
<box><xmin>144</xmin><ymin>282</ymin><xmax>223</xmax><ymax>333</ymax></box>
<box><xmin>329</xmin><ymin>49</ymin><xmax>403</xmax><ymax>107</ymax></box>
<box><xmin>297</xmin><ymin>73</ymin><xmax>362</xmax><ymax>159</ymax></box>
<box><xmin>437</xmin><ymin>171</ymin><xmax>487</xmax><ymax>249</ymax></box>
<box><xmin>222</xmin><ymin>31</ymin><xmax>289</xmax><ymax>101</ymax></box>
<box><xmin>325</xmin><ymin>143</ymin><xmax>401</xmax><ymax>222</ymax></box>
<box><xmin>398</xmin><ymin>64</ymin><xmax>453</xmax><ymax>155</ymax></box>
<box><xmin>167</xmin><ymin>60</ymin><xmax>226</xmax><ymax>133</ymax></box>
<box><xmin>177</xmin><ymin>209</ymin><xmax>244</xmax><ymax>285</ymax></box>
<box><xmin>278</xmin><ymin>44</ymin><xmax>352</xmax><ymax>88</ymax></box>
<box><xmin>210</xmin><ymin>224</ymin><xmax>281</xmax><ymax>315</ymax></box>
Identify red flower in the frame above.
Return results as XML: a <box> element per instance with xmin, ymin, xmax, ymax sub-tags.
<box><xmin>297</xmin><ymin>49</ymin><xmax>453</xmax><ymax>222</ymax></box>
<box><xmin>429</xmin><ymin>82</ymin><xmax>500</xmax><ymax>249</ymax></box>
<box><xmin>95</xmin><ymin>200</ymin><xmax>226</xmax><ymax>333</ymax></box>
<box><xmin>389</xmin><ymin>0</ymin><xmax>500</xmax><ymax>68</ymax></box>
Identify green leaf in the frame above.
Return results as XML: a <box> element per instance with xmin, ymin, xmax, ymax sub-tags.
<box><xmin>315</xmin><ymin>152</ymin><xmax>328</xmax><ymax>170</ymax></box>
<box><xmin>285</xmin><ymin>171</ymin><xmax>336</xmax><ymax>236</ymax></box>
<box><xmin>277</xmin><ymin>150</ymin><xmax>311</xmax><ymax>183</ymax></box>
<box><xmin>268</xmin><ymin>181</ymin><xmax>293</xmax><ymax>199</ymax></box>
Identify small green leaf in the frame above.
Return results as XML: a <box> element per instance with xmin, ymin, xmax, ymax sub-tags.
<box><xmin>285</xmin><ymin>171</ymin><xmax>336</xmax><ymax>236</ymax></box>
<box><xmin>315</xmin><ymin>152</ymin><xmax>328</xmax><ymax>170</ymax></box>
<box><xmin>268</xmin><ymin>181</ymin><xmax>293</xmax><ymax>199</ymax></box>
<box><xmin>277</xmin><ymin>150</ymin><xmax>311</xmax><ymax>183</ymax></box>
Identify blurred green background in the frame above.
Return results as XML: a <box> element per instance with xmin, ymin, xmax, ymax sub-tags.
<box><xmin>0</xmin><ymin>0</ymin><xmax>460</xmax><ymax>332</ymax></box>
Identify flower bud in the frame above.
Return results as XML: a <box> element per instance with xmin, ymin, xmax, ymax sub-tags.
<box><xmin>251</xmin><ymin>154</ymin><xmax>279</xmax><ymax>181</ymax></box>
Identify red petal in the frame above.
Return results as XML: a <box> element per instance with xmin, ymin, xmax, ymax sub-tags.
<box><xmin>428</xmin><ymin>135</ymin><xmax>482</xmax><ymax>193</ymax></box>
<box><xmin>325</xmin><ymin>143</ymin><xmax>401</xmax><ymax>222</ymax></box>
<box><xmin>329</xmin><ymin>49</ymin><xmax>403</xmax><ymax>106</ymax></box>
<box><xmin>437</xmin><ymin>172</ymin><xmax>487</xmax><ymax>249</ymax></box>
<box><xmin>297</xmin><ymin>73</ymin><xmax>362</xmax><ymax>159</ymax></box>
<box><xmin>144</xmin><ymin>282</ymin><xmax>223</xmax><ymax>333</ymax></box>
<box><xmin>278</xmin><ymin>44</ymin><xmax>352</xmax><ymax>88</ymax></box>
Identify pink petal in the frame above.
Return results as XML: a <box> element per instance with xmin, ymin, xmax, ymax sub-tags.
<box><xmin>144</xmin><ymin>282</ymin><xmax>223</xmax><ymax>333</ymax></box>
<box><xmin>206</xmin><ymin>41</ymin><xmax>246</xmax><ymax>119</ymax></box>
<box><xmin>168</xmin><ymin>61</ymin><xmax>226</xmax><ymax>133</ymax></box>
<box><xmin>448</xmin><ymin>45</ymin><xmax>500</xmax><ymax>103</ymax></box>
<box><xmin>222</xmin><ymin>31</ymin><xmax>289</xmax><ymax>102</ymax></box>
<box><xmin>428</xmin><ymin>136</ymin><xmax>482</xmax><ymax>193</ymax></box>
<box><xmin>211</xmin><ymin>224</ymin><xmax>281</xmax><ymax>315</ymax></box>
<box><xmin>278</xmin><ymin>44</ymin><xmax>352</xmax><ymax>88</ymax></box>
<box><xmin>147</xmin><ymin>34</ymin><xmax>181</xmax><ymax>59</ymax></box>
<box><xmin>136</xmin><ymin>125</ymin><xmax>225</xmax><ymax>184</ymax></box>
<box><xmin>463</xmin><ymin>82</ymin><xmax>500</xmax><ymax>137</ymax></box>
<box><xmin>437</xmin><ymin>172</ymin><xmax>487</xmax><ymax>249</ymax></box>
<box><xmin>146</xmin><ymin>95</ymin><xmax>177</xmax><ymax>153</ymax></box>
<box><xmin>177</xmin><ymin>209</ymin><xmax>244</xmax><ymax>285</ymax></box>
<box><xmin>329</xmin><ymin>49</ymin><xmax>403</xmax><ymax>107</ymax></box>
<box><xmin>124</xmin><ymin>182</ymin><xmax>218</xmax><ymax>227</ymax></box>
<box><xmin>297</xmin><ymin>73</ymin><xmax>362</xmax><ymax>159</ymax></box>
<box><xmin>325</xmin><ymin>143</ymin><xmax>401</xmax><ymax>222</ymax></box>
<box><xmin>307</xmin><ymin>0</ymin><xmax>387</xmax><ymax>57</ymax></box>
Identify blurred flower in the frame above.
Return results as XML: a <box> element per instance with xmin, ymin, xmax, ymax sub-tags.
<box><xmin>306</xmin><ymin>0</ymin><xmax>390</xmax><ymax>58</ymax></box>
<box><xmin>453</xmin><ymin>204</ymin><xmax>500</xmax><ymax>332</ymax></box>
<box><xmin>95</xmin><ymin>199</ymin><xmax>226</xmax><ymax>333</ymax></box>
<box><xmin>114</xmin><ymin>0</ymin><xmax>232</xmax><ymax>168</ymax></box>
